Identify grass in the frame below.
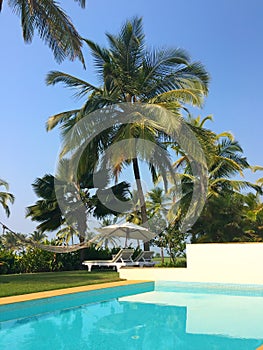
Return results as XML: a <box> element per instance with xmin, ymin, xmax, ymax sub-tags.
<box><xmin>0</xmin><ymin>270</ymin><xmax>121</xmax><ymax>298</ymax></box>
<box><xmin>153</xmin><ymin>257</ymin><xmax>187</xmax><ymax>267</ymax></box>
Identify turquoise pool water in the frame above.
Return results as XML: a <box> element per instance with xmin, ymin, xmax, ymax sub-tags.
<box><xmin>1</xmin><ymin>281</ymin><xmax>263</xmax><ymax>349</ymax></box>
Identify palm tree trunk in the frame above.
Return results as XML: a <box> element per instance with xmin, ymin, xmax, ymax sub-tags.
<box><xmin>74</xmin><ymin>182</ymin><xmax>87</xmax><ymax>263</ymax></box>
<box><xmin>132</xmin><ymin>158</ymin><xmax>150</xmax><ymax>251</ymax></box>
<box><xmin>161</xmin><ymin>247</ymin><xmax>164</xmax><ymax>264</ymax></box>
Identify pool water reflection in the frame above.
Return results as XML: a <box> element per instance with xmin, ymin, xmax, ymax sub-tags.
<box><xmin>1</xmin><ymin>282</ymin><xmax>263</xmax><ymax>350</ymax></box>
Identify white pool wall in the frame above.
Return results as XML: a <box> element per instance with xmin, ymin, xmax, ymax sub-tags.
<box><xmin>119</xmin><ymin>243</ymin><xmax>263</xmax><ymax>285</ymax></box>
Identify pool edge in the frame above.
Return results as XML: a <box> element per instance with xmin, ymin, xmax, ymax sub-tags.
<box><xmin>0</xmin><ymin>280</ymin><xmax>152</xmax><ymax>306</ymax></box>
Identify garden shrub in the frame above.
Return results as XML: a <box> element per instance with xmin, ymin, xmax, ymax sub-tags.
<box><xmin>0</xmin><ymin>245</ymin><xmax>116</xmax><ymax>274</ymax></box>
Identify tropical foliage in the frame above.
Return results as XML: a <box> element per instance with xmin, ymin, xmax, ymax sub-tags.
<box><xmin>148</xmin><ymin>117</ymin><xmax>263</xmax><ymax>253</ymax></box>
<box><xmin>24</xmin><ymin>18</ymin><xmax>263</xmax><ymax>262</ymax></box>
<box><xmin>190</xmin><ymin>192</ymin><xmax>263</xmax><ymax>243</ymax></box>
<box><xmin>45</xmin><ymin>17</ymin><xmax>210</xmax><ymax>250</ymax></box>
<box><xmin>1</xmin><ymin>17</ymin><xmax>263</xmax><ymax>273</ymax></box>
<box><xmin>0</xmin><ymin>233</ymin><xmax>114</xmax><ymax>274</ymax></box>
<box><xmin>0</xmin><ymin>179</ymin><xmax>14</xmax><ymax>217</ymax></box>
<box><xmin>0</xmin><ymin>0</ymin><xmax>86</xmax><ymax>64</ymax></box>
<box><xmin>26</xmin><ymin>173</ymin><xmax>131</xmax><ymax>246</ymax></box>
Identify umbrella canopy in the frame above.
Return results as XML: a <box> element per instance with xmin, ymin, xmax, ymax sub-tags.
<box><xmin>92</xmin><ymin>222</ymin><xmax>156</xmax><ymax>247</ymax></box>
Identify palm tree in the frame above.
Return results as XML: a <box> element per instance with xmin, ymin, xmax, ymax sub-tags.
<box><xmin>93</xmin><ymin>217</ymin><xmax>119</xmax><ymax>249</ymax></box>
<box><xmin>1</xmin><ymin>231</ymin><xmax>26</xmax><ymax>252</ymax></box>
<box><xmin>29</xmin><ymin>230</ymin><xmax>47</xmax><ymax>243</ymax></box>
<box><xmin>207</xmin><ymin>137</ymin><xmax>261</xmax><ymax>197</ymax></box>
<box><xmin>26</xmin><ymin>173</ymin><xmax>131</xmax><ymax>240</ymax></box>
<box><xmin>0</xmin><ymin>179</ymin><xmax>14</xmax><ymax>217</ymax></box>
<box><xmin>26</xmin><ymin>174</ymin><xmax>64</xmax><ymax>233</ymax></box>
<box><xmin>56</xmin><ymin>226</ymin><xmax>78</xmax><ymax>245</ymax></box>
<box><xmin>236</xmin><ymin>192</ymin><xmax>263</xmax><ymax>241</ymax></box>
<box><xmin>168</xmin><ymin>116</ymin><xmax>263</xmax><ymax>242</ymax></box>
<box><xmin>45</xmin><ymin>17</ymin><xmax>210</xmax><ymax>250</ymax></box>
<box><xmin>156</xmin><ymin>114</ymin><xmax>263</xmax><ymax>246</ymax></box>
<box><xmin>171</xmin><ymin>116</ymin><xmax>261</xmax><ymax>203</ymax></box>
<box><xmin>189</xmin><ymin>191</ymin><xmax>263</xmax><ymax>243</ymax></box>
<box><xmin>146</xmin><ymin>187</ymin><xmax>170</xmax><ymax>263</ymax></box>
<box><xmin>146</xmin><ymin>187</ymin><xmax>170</xmax><ymax>217</ymax></box>
<box><xmin>0</xmin><ymin>0</ymin><xmax>86</xmax><ymax>64</ymax></box>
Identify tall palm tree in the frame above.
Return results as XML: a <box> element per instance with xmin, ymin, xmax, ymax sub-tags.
<box><xmin>169</xmin><ymin>116</ymin><xmax>263</xmax><ymax>242</ymax></box>
<box><xmin>45</xmin><ymin>17</ymin><xmax>210</xmax><ymax>250</ymax></box>
<box><xmin>0</xmin><ymin>179</ymin><xmax>14</xmax><ymax>217</ymax></box>
<box><xmin>171</xmin><ymin>116</ymin><xmax>261</xmax><ymax>201</ymax></box>
<box><xmin>146</xmin><ymin>187</ymin><xmax>170</xmax><ymax>263</ymax></box>
<box><xmin>0</xmin><ymin>0</ymin><xmax>86</xmax><ymax>64</ymax></box>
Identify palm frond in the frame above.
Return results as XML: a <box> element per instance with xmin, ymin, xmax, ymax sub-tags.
<box><xmin>215</xmin><ymin>131</ymin><xmax>234</xmax><ymax>141</ymax></box>
<box><xmin>46</xmin><ymin>71</ymin><xmax>100</xmax><ymax>98</ymax></box>
<box><xmin>143</xmin><ymin>48</ymin><xmax>190</xmax><ymax>81</ymax></box>
<box><xmin>12</xmin><ymin>0</ymin><xmax>85</xmax><ymax>64</ymax></box>
<box><xmin>73</xmin><ymin>0</ymin><xmax>86</xmax><ymax>8</ymax></box>
<box><xmin>150</xmin><ymin>88</ymin><xmax>204</xmax><ymax>108</ymax></box>
<box><xmin>83</xmin><ymin>39</ymin><xmax>111</xmax><ymax>80</ymax></box>
<box><xmin>0</xmin><ymin>179</ymin><xmax>14</xmax><ymax>217</ymax></box>
<box><xmin>0</xmin><ymin>192</ymin><xmax>15</xmax><ymax>203</ymax></box>
<box><xmin>199</xmin><ymin>115</ymin><xmax>213</xmax><ymax>127</ymax></box>
<box><xmin>46</xmin><ymin>109</ymin><xmax>80</xmax><ymax>131</ymax></box>
<box><xmin>209</xmin><ymin>178</ymin><xmax>262</xmax><ymax>195</ymax></box>
<box><xmin>106</xmin><ymin>16</ymin><xmax>145</xmax><ymax>71</ymax></box>
<box><xmin>251</xmin><ymin>165</ymin><xmax>263</xmax><ymax>173</ymax></box>
<box><xmin>0</xmin><ymin>178</ymin><xmax>9</xmax><ymax>190</ymax></box>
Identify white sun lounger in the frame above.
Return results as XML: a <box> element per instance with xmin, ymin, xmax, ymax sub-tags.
<box><xmin>82</xmin><ymin>248</ymin><xmax>135</xmax><ymax>272</ymax></box>
<box><xmin>134</xmin><ymin>251</ymin><xmax>156</xmax><ymax>267</ymax></box>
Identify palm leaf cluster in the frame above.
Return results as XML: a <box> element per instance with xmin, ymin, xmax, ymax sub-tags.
<box><xmin>1</xmin><ymin>0</ymin><xmax>86</xmax><ymax>64</ymax></box>
<box><xmin>46</xmin><ymin>17</ymin><xmax>209</xmax><ymax>131</ymax></box>
<box><xmin>191</xmin><ymin>191</ymin><xmax>263</xmax><ymax>243</ymax></box>
<box><xmin>43</xmin><ymin>17</ymin><xmax>210</xmax><ymax>251</ymax></box>
<box><xmin>171</xmin><ymin>116</ymin><xmax>261</xmax><ymax>201</ymax></box>
<box><xmin>0</xmin><ymin>179</ymin><xmax>14</xmax><ymax>217</ymax></box>
<box><xmin>27</xmin><ymin>17</ymin><xmax>263</xmax><ymax>250</ymax></box>
<box><xmin>26</xmin><ymin>172</ymin><xmax>131</xmax><ymax>240</ymax></box>
<box><xmin>26</xmin><ymin>174</ymin><xmax>63</xmax><ymax>232</ymax></box>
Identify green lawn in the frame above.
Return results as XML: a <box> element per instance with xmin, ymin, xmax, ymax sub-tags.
<box><xmin>0</xmin><ymin>270</ymin><xmax>121</xmax><ymax>298</ymax></box>
<box><xmin>153</xmin><ymin>257</ymin><xmax>187</xmax><ymax>266</ymax></box>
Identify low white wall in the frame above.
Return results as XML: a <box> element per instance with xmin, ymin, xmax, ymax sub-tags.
<box><xmin>119</xmin><ymin>243</ymin><xmax>263</xmax><ymax>285</ymax></box>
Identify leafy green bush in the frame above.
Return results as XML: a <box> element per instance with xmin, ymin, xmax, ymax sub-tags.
<box><xmin>156</xmin><ymin>257</ymin><xmax>187</xmax><ymax>268</ymax></box>
<box><xmin>0</xmin><ymin>245</ymin><xmax>116</xmax><ymax>274</ymax></box>
<box><xmin>0</xmin><ymin>250</ymin><xmax>17</xmax><ymax>274</ymax></box>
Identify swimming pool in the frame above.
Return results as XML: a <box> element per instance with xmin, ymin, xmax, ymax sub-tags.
<box><xmin>1</xmin><ymin>281</ymin><xmax>263</xmax><ymax>349</ymax></box>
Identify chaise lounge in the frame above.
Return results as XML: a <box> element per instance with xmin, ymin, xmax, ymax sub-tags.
<box><xmin>134</xmin><ymin>250</ymin><xmax>156</xmax><ymax>267</ymax></box>
<box><xmin>82</xmin><ymin>248</ymin><xmax>135</xmax><ymax>272</ymax></box>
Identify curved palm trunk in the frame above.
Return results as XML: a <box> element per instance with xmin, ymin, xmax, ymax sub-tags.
<box><xmin>132</xmin><ymin>158</ymin><xmax>150</xmax><ymax>251</ymax></box>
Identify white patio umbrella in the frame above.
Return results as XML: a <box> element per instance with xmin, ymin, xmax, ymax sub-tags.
<box><xmin>92</xmin><ymin>222</ymin><xmax>156</xmax><ymax>248</ymax></box>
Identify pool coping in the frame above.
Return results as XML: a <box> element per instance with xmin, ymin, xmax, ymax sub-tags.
<box><xmin>0</xmin><ymin>280</ymin><xmax>151</xmax><ymax>306</ymax></box>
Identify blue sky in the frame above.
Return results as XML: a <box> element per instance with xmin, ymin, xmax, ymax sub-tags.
<box><xmin>1</xmin><ymin>0</ymin><xmax>263</xmax><ymax>234</ymax></box>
